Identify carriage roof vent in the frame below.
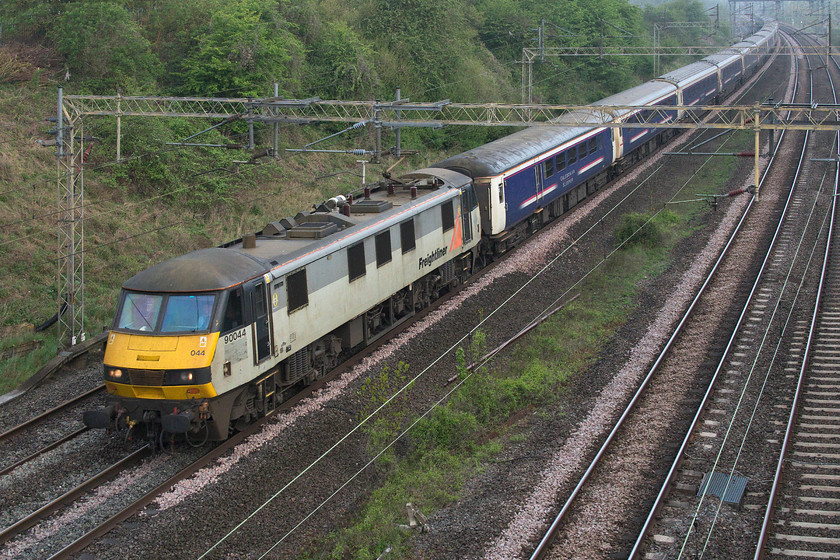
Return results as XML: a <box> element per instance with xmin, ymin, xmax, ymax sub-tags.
<box><xmin>350</xmin><ymin>200</ymin><xmax>393</xmax><ymax>213</ymax></box>
<box><xmin>287</xmin><ymin>222</ymin><xmax>339</xmax><ymax>239</ymax></box>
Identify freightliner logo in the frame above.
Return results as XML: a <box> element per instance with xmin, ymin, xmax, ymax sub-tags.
<box><xmin>419</xmin><ymin>247</ymin><xmax>447</xmax><ymax>269</ymax></box>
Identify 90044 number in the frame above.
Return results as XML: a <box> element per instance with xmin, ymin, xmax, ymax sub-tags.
<box><xmin>223</xmin><ymin>328</ymin><xmax>247</xmax><ymax>344</ymax></box>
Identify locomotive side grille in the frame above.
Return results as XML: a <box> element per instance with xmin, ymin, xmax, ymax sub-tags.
<box><xmin>283</xmin><ymin>347</ymin><xmax>310</xmax><ymax>384</ymax></box>
<box><xmin>440</xmin><ymin>260</ymin><xmax>455</xmax><ymax>284</ymax></box>
<box><xmin>129</xmin><ymin>369</ymin><xmax>165</xmax><ymax>386</ymax></box>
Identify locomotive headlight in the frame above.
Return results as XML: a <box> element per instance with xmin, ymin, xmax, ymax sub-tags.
<box><xmin>163</xmin><ymin>367</ymin><xmax>210</xmax><ymax>385</ymax></box>
<box><xmin>110</xmin><ymin>368</ymin><xmax>123</xmax><ymax>379</ymax></box>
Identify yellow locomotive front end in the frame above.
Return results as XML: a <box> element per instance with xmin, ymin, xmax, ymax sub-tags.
<box><xmin>103</xmin><ymin>291</ymin><xmax>218</xmax><ymax>401</ymax></box>
<box><xmin>85</xmin><ymin>290</ymin><xmax>224</xmax><ymax>442</ymax></box>
<box><xmin>84</xmin><ymin>246</ymin><xmax>276</xmax><ymax>443</ymax></box>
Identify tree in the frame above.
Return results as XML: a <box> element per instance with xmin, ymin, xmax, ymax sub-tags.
<box><xmin>310</xmin><ymin>21</ymin><xmax>379</xmax><ymax>99</ymax></box>
<box><xmin>361</xmin><ymin>0</ymin><xmax>513</xmax><ymax>102</ymax></box>
<box><xmin>177</xmin><ymin>0</ymin><xmax>303</xmax><ymax>97</ymax></box>
<box><xmin>51</xmin><ymin>1</ymin><xmax>162</xmax><ymax>93</ymax></box>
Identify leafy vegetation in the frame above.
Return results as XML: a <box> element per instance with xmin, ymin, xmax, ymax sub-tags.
<box><xmin>616</xmin><ymin>209</ymin><xmax>681</xmax><ymax>247</ymax></box>
<box><xmin>51</xmin><ymin>2</ymin><xmax>162</xmax><ymax>93</ymax></box>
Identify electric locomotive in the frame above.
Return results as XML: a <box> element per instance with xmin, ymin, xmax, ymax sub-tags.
<box><xmin>84</xmin><ymin>169</ymin><xmax>481</xmax><ymax>441</ymax></box>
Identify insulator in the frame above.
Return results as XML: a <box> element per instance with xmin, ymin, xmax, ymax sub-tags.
<box><xmin>350</xmin><ymin>149</ymin><xmax>367</xmax><ymax>155</ymax></box>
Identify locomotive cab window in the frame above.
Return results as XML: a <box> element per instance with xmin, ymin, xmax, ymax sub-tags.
<box><xmin>441</xmin><ymin>200</ymin><xmax>455</xmax><ymax>232</ymax></box>
<box><xmin>115</xmin><ymin>291</ymin><xmax>215</xmax><ymax>333</ymax></box>
<box><xmin>287</xmin><ymin>269</ymin><xmax>308</xmax><ymax>312</ymax></box>
<box><xmin>116</xmin><ymin>292</ymin><xmax>162</xmax><ymax>331</ymax></box>
<box><xmin>375</xmin><ymin>231</ymin><xmax>392</xmax><ymax>267</ymax></box>
<box><xmin>221</xmin><ymin>288</ymin><xmax>244</xmax><ymax>333</ymax></box>
<box><xmin>400</xmin><ymin>219</ymin><xmax>416</xmax><ymax>253</ymax></box>
<box><xmin>348</xmin><ymin>242</ymin><xmax>366</xmax><ymax>281</ymax></box>
<box><xmin>160</xmin><ymin>294</ymin><xmax>216</xmax><ymax>333</ymax></box>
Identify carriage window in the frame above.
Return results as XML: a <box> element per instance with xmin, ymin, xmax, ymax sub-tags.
<box><xmin>544</xmin><ymin>157</ymin><xmax>555</xmax><ymax>177</ymax></box>
<box><xmin>441</xmin><ymin>200</ymin><xmax>455</xmax><ymax>232</ymax></box>
<box><xmin>597</xmin><ymin>136</ymin><xmax>603</xmax><ymax>151</ymax></box>
<box><xmin>161</xmin><ymin>294</ymin><xmax>216</xmax><ymax>333</ymax></box>
<box><xmin>375</xmin><ymin>231</ymin><xmax>392</xmax><ymax>267</ymax></box>
<box><xmin>567</xmin><ymin>146</ymin><xmax>578</xmax><ymax>165</ymax></box>
<box><xmin>588</xmin><ymin>137</ymin><xmax>597</xmax><ymax>155</ymax></box>
<box><xmin>557</xmin><ymin>153</ymin><xmax>566</xmax><ymax>171</ymax></box>
<box><xmin>287</xmin><ymin>269</ymin><xmax>308</xmax><ymax>312</ymax></box>
<box><xmin>117</xmin><ymin>292</ymin><xmax>162</xmax><ymax>331</ymax></box>
<box><xmin>400</xmin><ymin>220</ymin><xmax>416</xmax><ymax>253</ymax></box>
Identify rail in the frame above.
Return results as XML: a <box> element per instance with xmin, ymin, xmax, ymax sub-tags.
<box><xmin>752</xmin><ymin>37</ymin><xmax>840</xmax><ymax>560</ymax></box>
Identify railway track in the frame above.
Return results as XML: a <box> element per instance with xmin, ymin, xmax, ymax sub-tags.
<box><xmin>523</xmin><ymin>29</ymin><xmax>836</xmax><ymax>560</ymax></box>
<box><xmin>0</xmin><ymin>332</ymin><xmax>108</xmax><ymax>475</ymax></box>
<box><xmin>631</xmin><ymin>29</ymin><xmax>840</xmax><ymax>560</ymax></box>
<box><xmin>0</xmin><ymin>384</ymin><xmax>103</xmax><ymax>470</ymax></box>
<box><xmin>0</xmin><ymin>444</ymin><xmax>152</xmax><ymax>547</ymax></box>
<box><xmin>754</xmin><ymin>38</ymin><xmax>840</xmax><ymax>560</ymax></box>
<box><xmin>757</xmin><ymin>159</ymin><xmax>840</xmax><ymax>559</ymax></box>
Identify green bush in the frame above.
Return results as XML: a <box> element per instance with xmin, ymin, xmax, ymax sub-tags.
<box><xmin>413</xmin><ymin>405</ymin><xmax>479</xmax><ymax>453</ymax></box>
<box><xmin>616</xmin><ymin>212</ymin><xmax>653</xmax><ymax>246</ymax></box>
<box><xmin>51</xmin><ymin>1</ymin><xmax>162</xmax><ymax>94</ymax></box>
<box><xmin>177</xmin><ymin>0</ymin><xmax>303</xmax><ymax>97</ymax></box>
<box><xmin>310</xmin><ymin>21</ymin><xmax>379</xmax><ymax>99</ymax></box>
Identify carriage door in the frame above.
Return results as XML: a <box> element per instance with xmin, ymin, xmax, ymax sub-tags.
<box><xmin>247</xmin><ymin>279</ymin><xmax>271</xmax><ymax>363</ymax></box>
<box><xmin>535</xmin><ymin>164</ymin><xmax>544</xmax><ymax>206</ymax></box>
<box><xmin>461</xmin><ymin>187</ymin><xmax>475</xmax><ymax>244</ymax></box>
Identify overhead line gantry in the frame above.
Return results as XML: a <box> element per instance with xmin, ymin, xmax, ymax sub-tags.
<box><xmin>53</xmin><ymin>88</ymin><xmax>840</xmax><ymax>348</ymax></box>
